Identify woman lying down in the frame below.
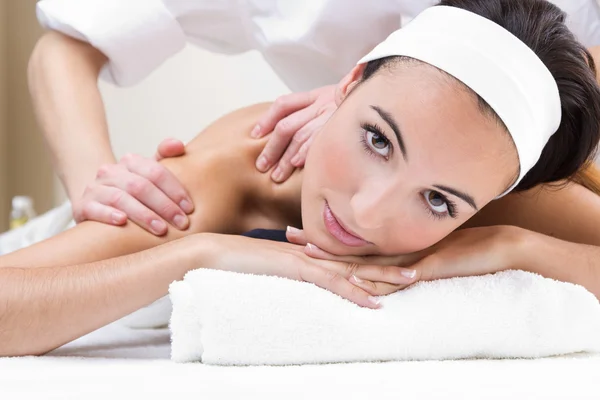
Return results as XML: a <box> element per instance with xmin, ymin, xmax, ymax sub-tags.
<box><xmin>2</xmin><ymin>0</ymin><xmax>600</xmax><ymax>357</ymax></box>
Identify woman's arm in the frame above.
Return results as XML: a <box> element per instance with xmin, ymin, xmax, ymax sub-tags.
<box><xmin>0</xmin><ymin>235</ymin><xmax>203</xmax><ymax>356</ymax></box>
<box><xmin>0</xmin><ymin>228</ymin><xmax>395</xmax><ymax>357</ymax></box>
<box><xmin>516</xmin><ymin>228</ymin><xmax>600</xmax><ymax>298</ymax></box>
<box><xmin>464</xmin><ymin>181</ymin><xmax>600</xmax><ymax>246</ymax></box>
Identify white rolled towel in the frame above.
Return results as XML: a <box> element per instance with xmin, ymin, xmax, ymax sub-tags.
<box><xmin>169</xmin><ymin>268</ymin><xmax>600</xmax><ymax>365</ymax></box>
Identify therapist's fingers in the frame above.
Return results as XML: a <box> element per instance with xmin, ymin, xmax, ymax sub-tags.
<box><xmin>256</xmin><ymin>105</ymin><xmax>317</xmax><ymax>174</ymax></box>
<box><xmin>102</xmin><ymin>156</ymin><xmax>190</xmax><ymax>231</ymax></box>
<box><xmin>289</xmin><ymin>109</ymin><xmax>332</xmax><ymax>167</ymax></box>
<box><xmin>76</xmin><ymin>200</ymin><xmax>127</xmax><ymax>227</ymax></box>
<box><xmin>268</xmin><ymin>121</ymin><xmax>317</xmax><ymax>182</ymax></box>
<box><xmin>91</xmin><ymin>184</ymin><xmax>169</xmax><ymax>236</ymax></box>
<box><xmin>251</xmin><ymin>91</ymin><xmax>315</xmax><ymax>140</ymax></box>
<box><xmin>154</xmin><ymin>138</ymin><xmax>186</xmax><ymax>161</ymax></box>
<box><xmin>120</xmin><ymin>153</ymin><xmax>194</xmax><ymax>215</ymax></box>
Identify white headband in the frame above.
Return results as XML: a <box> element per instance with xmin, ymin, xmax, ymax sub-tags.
<box><xmin>357</xmin><ymin>6</ymin><xmax>562</xmax><ymax>197</ymax></box>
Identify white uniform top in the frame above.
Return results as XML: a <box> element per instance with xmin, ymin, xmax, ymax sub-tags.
<box><xmin>37</xmin><ymin>0</ymin><xmax>600</xmax><ymax>92</ymax></box>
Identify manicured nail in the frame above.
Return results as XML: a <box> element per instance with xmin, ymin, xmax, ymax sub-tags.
<box><xmin>287</xmin><ymin>226</ymin><xmax>301</xmax><ymax>234</ymax></box>
<box><xmin>250</xmin><ymin>124</ymin><xmax>261</xmax><ymax>138</ymax></box>
<box><xmin>401</xmin><ymin>269</ymin><xmax>417</xmax><ymax>279</ymax></box>
<box><xmin>272</xmin><ymin>167</ymin><xmax>283</xmax><ymax>182</ymax></box>
<box><xmin>173</xmin><ymin>214</ymin><xmax>188</xmax><ymax>230</ymax></box>
<box><xmin>150</xmin><ymin>219</ymin><xmax>167</xmax><ymax>234</ymax></box>
<box><xmin>111</xmin><ymin>212</ymin><xmax>125</xmax><ymax>224</ymax></box>
<box><xmin>180</xmin><ymin>199</ymin><xmax>194</xmax><ymax>214</ymax></box>
<box><xmin>256</xmin><ymin>155</ymin><xmax>268</xmax><ymax>172</ymax></box>
<box><xmin>306</xmin><ymin>243</ymin><xmax>321</xmax><ymax>252</ymax></box>
<box><xmin>352</xmin><ymin>275</ymin><xmax>363</xmax><ymax>284</ymax></box>
<box><xmin>368</xmin><ymin>296</ymin><xmax>381</xmax><ymax>305</ymax></box>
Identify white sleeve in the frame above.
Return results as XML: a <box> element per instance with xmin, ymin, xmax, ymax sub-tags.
<box><xmin>37</xmin><ymin>0</ymin><xmax>188</xmax><ymax>86</ymax></box>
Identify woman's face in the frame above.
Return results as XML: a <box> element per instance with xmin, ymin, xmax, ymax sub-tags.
<box><xmin>301</xmin><ymin>62</ymin><xmax>519</xmax><ymax>256</ymax></box>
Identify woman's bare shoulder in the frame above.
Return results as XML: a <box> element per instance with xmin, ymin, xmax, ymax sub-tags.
<box><xmin>160</xmin><ymin>102</ymin><xmax>302</xmax><ymax>233</ymax></box>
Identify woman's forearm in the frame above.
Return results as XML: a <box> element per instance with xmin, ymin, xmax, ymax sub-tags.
<box><xmin>28</xmin><ymin>31</ymin><xmax>113</xmax><ymax>201</ymax></box>
<box><xmin>516</xmin><ymin>228</ymin><xmax>600</xmax><ymax>299</ymax></box>
<box><xmin>0</xmin><ymin>235</ymin><xmax>208</xmax><ymax>357</ymax></box>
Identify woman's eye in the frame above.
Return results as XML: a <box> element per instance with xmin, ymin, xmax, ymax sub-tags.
<box><xmin>424</xmin><ymin>190</ymin><xmax>449</xmax><ymax>214</ymax></box>
<box><xmin>366</xmin><ymin>130</ymin><xmax>390</xmax><ymax>157</ymax></box>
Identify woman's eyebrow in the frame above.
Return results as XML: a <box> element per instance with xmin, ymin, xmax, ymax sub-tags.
<box><xmin>370</xmin><ymin>105</ymin><xmax>407</xmax><ymax>161</ymax></box>
<box><xmin>433</xmin><ymin>185</ymin><xmax>479</xmax><ymax>211</ymax></box>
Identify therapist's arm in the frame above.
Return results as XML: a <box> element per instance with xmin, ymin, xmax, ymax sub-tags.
<box><xmin>28</xmin><ymin>31</ymin><xmax>192</xmax><ymax>233</ymax></box>
<box><xmin>28</xmin><ymin>31</ymin><xmax>112</xmax><ymax>202</ymax></box>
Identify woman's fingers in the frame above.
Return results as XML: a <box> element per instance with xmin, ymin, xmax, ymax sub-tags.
<box><xmin>304</xmin><ymin>241</ymin><xmax>424</xmax><ymax>268</ymax></box>
<box><xmin>303</xmin><ymin>243</ymin><xmax>419</xmax><ymax>285</ymax></box>
<box><xmin>349</xmin><ymin>275</ymin><xmax>408</xmax><ymax>296</ymax></box>
<box><xmin>154</xmin><ymin>138</ymin><xmax>186</xmax><ymax>161</ymax></box>
<box><xmin>298</xmin><ymin>262</ymin><xmax>381</xmax><ymax>309</ymax></box>
<box><xmin>285</xmin><ymin>226</ymin><xmax>308</xmax><ymax>245</ymax></box>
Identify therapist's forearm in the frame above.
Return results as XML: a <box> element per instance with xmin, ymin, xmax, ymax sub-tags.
<box><xmin>0</xmin><ymin>235</ymin><xmax>206</xmax><ymax>357</ymax></box>
<box><xmin>517</xmin><ymin>229</ymin><xmax>600</xmax><ymax>299</ymax></box>
<box><xmin>28</xmin><ymin>31</ymin><xmax>114</xmax><ymax>201</ymax></box>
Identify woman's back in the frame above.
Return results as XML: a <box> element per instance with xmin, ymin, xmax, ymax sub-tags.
<box><xmin>0</xmin><ymin>103</ymin><xmax>304</xmax><ymax>269</ymax></box>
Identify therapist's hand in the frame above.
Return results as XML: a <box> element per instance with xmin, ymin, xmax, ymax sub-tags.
<box><xmin>253</xmin><ymin>85</ymin><xmax>337</xmax><ymax>182</ymax></box>
<box><xmin>72</xmin><ymin>138</ymin><xmax>194</xmax><ymax>236</ymax></box>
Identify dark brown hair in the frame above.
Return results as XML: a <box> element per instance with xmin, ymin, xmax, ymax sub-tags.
<box><xmin>362</xmin><ymin>0</ymin><xmax>600</xmax><ymax>194</ymax></box>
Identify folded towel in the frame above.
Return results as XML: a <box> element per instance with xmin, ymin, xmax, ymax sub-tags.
<box><xmin>169</xmin><ymin>268</ymin><xmax>600</xmax><ymax>365</ymax></box>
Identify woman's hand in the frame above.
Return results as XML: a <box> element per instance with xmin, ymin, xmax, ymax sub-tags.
<box><xmin>72</xmin><ymin>138</ymin><xmax>194</xmax><ymax>235</ymax></box>
<box><xmin>253</xmin><ymin>85</ymin><xmax>337</xmax><ymax>182</ymax></box>
<box><xmin>286</xmin><ymin>225</ymin><xmax>528</xmax><ymax>296</ymax></box>
<box><xmin>197</xmin><ymin>232</ymin><xmax>417</xmax><ymax>309</ymax></box>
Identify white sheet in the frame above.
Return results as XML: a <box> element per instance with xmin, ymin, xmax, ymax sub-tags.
<box><xmin>1</xmin><ymin>321</ymin><xmax>600</xmax><ymax>399</ymax></box>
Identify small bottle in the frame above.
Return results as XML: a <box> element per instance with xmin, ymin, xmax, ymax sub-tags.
<box><xmin>9</xmin><ymin>196</ymin><xmax>36</xmax><ymax>230</ymax></box>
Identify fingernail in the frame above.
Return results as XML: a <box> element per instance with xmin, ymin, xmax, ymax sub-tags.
<box><xmin>306</xmin><ymin>243</ymin><xmax>320</xmax><ymax>252</ymax></box>
<box><xmin>272</xmin><ymin>167</ymin><xmax>283</xmax><ymax>182</ymax></box>
<box><xmin>111</xmin><ymin>212</ymin><xmax>125</xmax><ymax>224</ymax></box>
<box><xmin>180</xmin><ymin>199</ymin><xmax>194</xmax><ymax>214</ymax></box>
<box><xmin>256</xmin><ymin>155</ymin><xmax>268</xmax><ymax>172</ymax></box>
<box><xmin>290</xmin><ymin>154</ymin><xmax>301</xmax><ymax>166</ymax></box>
<box><xmin>368</xmin><ymin>296</ymin><xmax>381</xmax><ymax>306</ymax></box>
<box><xmin>150</xmin><ymin>220</ymin><xmax>167</xmax><ymax>235</ymax></box>
<box><xmin>286</xmin><ymin>226</ymin><xmax>301</xmax><ymax>234</ymax></box>
<box><xmin>250</xmin><ymin>124</ymin><xmax>261</xmax><ymax>138</ymax></box>
<box><xmin>173</xmin><ymin>214</ymin><xmax>189</xmax><ymax>230</ymax></box>
<box><xmin>352</xmin><ymin>275</ymin><xmax>363</xmax><ymax>284</ymax></box>
<box><xmin>401</xmin><ymin>269</ymin><xmax>417</xmax><ymax>279</ymax></box>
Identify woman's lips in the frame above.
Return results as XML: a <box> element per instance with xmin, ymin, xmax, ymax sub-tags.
<box><xmin>323</xmin><ymin>202</ymin><xmax>370</xmax><ymax>247</ymax></box>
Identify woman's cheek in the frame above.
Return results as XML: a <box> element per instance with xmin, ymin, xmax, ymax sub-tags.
<box><xmin>380</xmin><ymin>222</ymin><xmax>449</xmax><ymax>254</ymax></box>
<box><xmin>318</xmin><ymin>138</ymin><xmax>362</xmax><ymax>189</ymax></box>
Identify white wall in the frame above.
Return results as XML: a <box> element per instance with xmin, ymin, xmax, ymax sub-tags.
<box><xmin>100</xmin><ymin>45</ymin><xmax>290</xmax><ymax>159</ymax></box>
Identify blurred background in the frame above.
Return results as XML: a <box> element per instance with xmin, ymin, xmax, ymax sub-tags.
<box><xmin>0</xmin><ymin>0</ymin><xmax>290</xmax><ymax>230</ymax></box>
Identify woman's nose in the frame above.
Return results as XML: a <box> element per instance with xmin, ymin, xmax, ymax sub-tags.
<box><xmin>350</xmin><ymin>181</ymin><xmax>403</xmax><ymax>230</ymax></box>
